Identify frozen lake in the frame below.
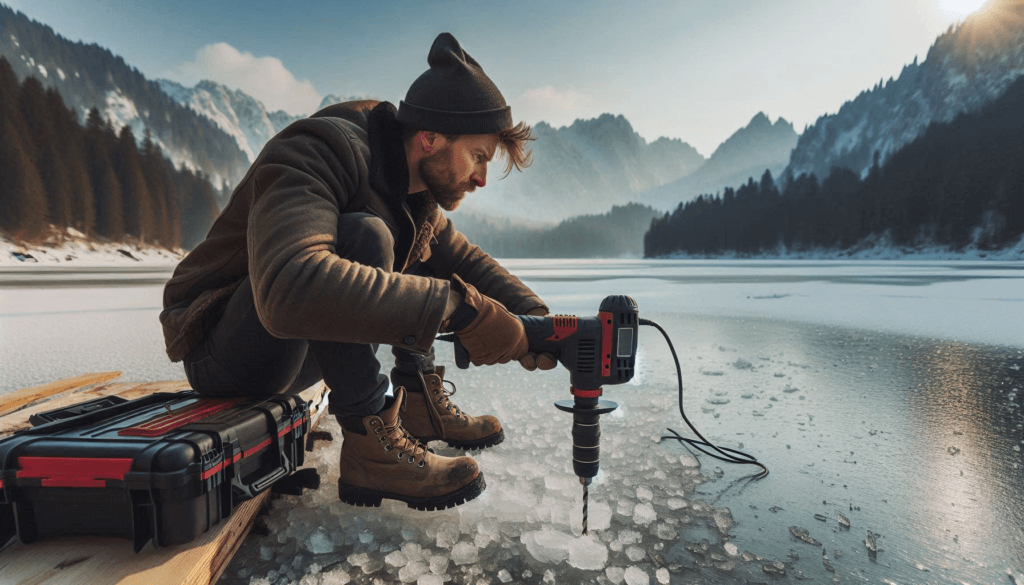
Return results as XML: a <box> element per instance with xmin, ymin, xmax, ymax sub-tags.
<box><xmin>1</xmin><ymin>259</ymin><xmax>1022</xmax><ymax>584</ymax></box>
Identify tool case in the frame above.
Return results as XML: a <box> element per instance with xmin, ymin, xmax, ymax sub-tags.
<box><xmin>0</xmin><ymin>391</ymin><xmax>310</xmax><ymax>551</ymax></box>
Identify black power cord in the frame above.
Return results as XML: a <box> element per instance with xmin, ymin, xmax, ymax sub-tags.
<box><xmin>639</xmin><ymin>318</ymin><xmax>769</xmax><ymax>479</ymax></box>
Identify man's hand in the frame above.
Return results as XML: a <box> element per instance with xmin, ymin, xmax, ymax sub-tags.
<box><xmin>445</xmin><ymin>276</ymin><xmax>528</xmax><ymax>366</ymax></box>
<box><xmin>518</xmin><ymin>307</ymin><xmax>557</xmax><ymax>371</ymax></box>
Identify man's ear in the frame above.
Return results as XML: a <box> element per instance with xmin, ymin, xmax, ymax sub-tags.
<box><xmin>419</xmin><ymin>131</ymin><xmax>441</xmax><ymax>154</ymax></box>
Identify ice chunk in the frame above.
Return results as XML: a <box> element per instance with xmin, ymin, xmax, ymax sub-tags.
<box><xmin>385</xmin><ymin>550</ymin><xmax>409</xmax><ymax>568</ymax></box>
<box><xmin>837</xmin><ymin>512</ymin><xmax>850</xmax><ymax>529</ymax></box>
<box><xmin>306</xmin><ymin>526</ymin><xmax>335</xmax><ymax>554</ymax></box>
<box><xmin>570</xmin><ymin>500</ymin><xmax>612</xmax><ymax>533</ymax></box>
<box><xmin>678</xmin><ymin>452</ymin><xmax>700</xmax><ymax>467</ymax></box>
<box><xmin>617</xmin><ymin>530</ymin><xmax>643</xmax><ymax>545</ymax></box>
<box><xmin>428</xmin><ymin>553</ymin><xmax>449</xmax><ymax>574</ymax></box>
<box><xmin>436</xmin><ymin>521</ymin><xmax>460</xmax><ymax>549</ymax></box>
<box><xmin>521</xmin><ymin>529</ymin><xmax>571</xmax><ymax>563</ymax></box>
<box><xmin>402</xmin><ymin>542</ymin><xmax>425</xmax><ymax>562</ymax></box>
<box><xmin>762</xmin><ymin>561</ymin><xmax>786</xmax><ymax>576</ymax></box>
<box><xmin>417</xmin><ymin>575</ymin><xmax>444</xmax><ymax>585</ymax></box>
<box><xmin>713</xmin><ymin>508</ymin><xmax>734</xmax><ymax>534</ymax></box>
<box><xmin>543</xmin><ymin>569</ymin><xmax>556</xmax><ymax>584</ymax></box>
<box><xmin>633</xmin><ymin>503</ymin><xmax>657</xmax><ymax>526</ymax></box>
<box><xmin>789</xmin><ymin>526</ymin><xmax>822</xmax><ymax>546</ymax></box>
<box><xmin>260</xmin><ymin>545</ymin><xmax>274</xmax><ymax>561</ymax></box>
<box><xmin>398</xmin><ymin>560</ymin><xmax>429</xmax><ymax>583</ymax></box>
<box><xmin>624</xmin><ymin>566</ymin><xmax>650</xmax><ymax>585</ymax></box>
<box><xmin>667</xmin><ymin>498</ymin><xmax>688</xmax><ymax>510</ymax></box>
<box><xmin>653</xmin><ymin>523</ymin><xmax>677</xmax><ymax>540</ymax></box>
<box><xmin>605</xmin><ymin>567</ymin><xmax>626</xmax><ymax>584</ymax></box>
<box><xmin>636</xmin><ymin>486</ymin><xmax>653</xmax><ymax>501</ymax></box>
<box><xmin>320</xmin><ymin>568</ymin><xmax>352</xmax><ymax>585</ymax></box>
<box><xmin>451</xmin><ymin>541</ymin><xmax>480</xmax><ymax>565</ymax></box>
<box><xmin>865</xmin><ymin>530</ymin><xmax>878</xmax><ymax>553</ymax></box>
<box><xmin>568</xmin><ymin>534</ymin><xmax>608</xmax><ymax>570</ymax></box>
<box><xmin>724</xmin><ymin>542</ymin><xmax>739</xmax><ymax>556</ymax></box>
<box><xmin>497</xmin><ymin>569</ymin><xmax>513</xmax><ymax>583</ymax></box>
<box><xmin>656</xmin><ymin>567</ymin><xmax>670</xmax><ymax>584</ymax></box>
<box><xmin>625</xmin><ymin>545</ymin><xmax>645</xmax><ymax>562</ymax></box>
<box><xmin>347</xmin><ymin>552</ymin><xmax>371</xmax><ymax>567</ymax></box>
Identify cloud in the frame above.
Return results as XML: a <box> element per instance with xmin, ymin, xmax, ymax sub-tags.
<box><xmin>518</xmin><ymin>86</ymin><xmax>598</xmax><ymax>127</ymax></box>
<box><xmin>167</xmin><ymin>43</ymin><xmax>322</xmax><ymax>115</ymax></box>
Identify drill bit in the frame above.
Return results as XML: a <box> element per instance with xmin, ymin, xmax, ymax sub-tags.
<box><xmin>581</xmin><ymin>477</ymin><xmax>590</xmax><ymax>535</ymax></box>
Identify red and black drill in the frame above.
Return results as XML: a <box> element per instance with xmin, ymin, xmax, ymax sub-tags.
<box><xmin>451</xmin><ymin>295</ymin><xmax>639</xmax><ymax>533</ymax></box>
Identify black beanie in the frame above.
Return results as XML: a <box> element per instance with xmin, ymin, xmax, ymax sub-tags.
<box><xmin>396</xmin><ymin>33</ymin><xmax>513</xmax><ymax>135</ymax></box>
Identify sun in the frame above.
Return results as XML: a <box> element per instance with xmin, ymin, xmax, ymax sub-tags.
<box><xmin>937</xmin><ymin>0</ymin><xmax>991</xmax><ymax>20</ymax></box>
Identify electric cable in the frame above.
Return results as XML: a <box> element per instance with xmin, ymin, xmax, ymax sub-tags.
<box><xmin>639</xmin><ymin>318</ymin><xmax>769</xmax><ymax>479</ymax></box>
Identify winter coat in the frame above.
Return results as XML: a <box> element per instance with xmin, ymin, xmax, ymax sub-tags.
<box><xmin>160</xmin><ymin>100</ymin><xmax>547</xmax><ymax>362</ymax></box>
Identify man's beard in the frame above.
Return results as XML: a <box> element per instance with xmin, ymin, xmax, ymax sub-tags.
<box><xmin>419</xmin><ymin>147</ymin><xmax>474</xmax><ymax>211</ymax></box>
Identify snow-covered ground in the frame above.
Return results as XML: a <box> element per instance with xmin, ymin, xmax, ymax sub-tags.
<box><xmin>0</xmin><ymin>229</ymin><xmax>184</xmax><ymax>267</ymax></box>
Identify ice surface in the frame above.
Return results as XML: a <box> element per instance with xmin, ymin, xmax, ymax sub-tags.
<box><xmin>567</xmin><ymin>534</ymin><xmax>608</xmax><ymax>570</ymax></box>
<box><xmin>623</xmin><ymin>566</ymin><xmax>650</xmax><ymax>585</ymax></box>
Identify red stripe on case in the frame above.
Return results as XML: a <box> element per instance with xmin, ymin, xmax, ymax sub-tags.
<box><xmin>17</xmin><ymin>456</ymin><xmax>133</xmax><ymax>488</ymax></box>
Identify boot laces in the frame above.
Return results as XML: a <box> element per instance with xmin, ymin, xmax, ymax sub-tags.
<box><xmin>438</xmin><ymin>378</ymin><xmax>462</xmax><ymax>418</ymax></box>
<box><xmin>380</xmin><ymin>417</ymin><xmax>429</xmax><ymax>466</ymax></box>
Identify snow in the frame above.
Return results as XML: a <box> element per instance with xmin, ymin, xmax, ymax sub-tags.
<box><xmin>56</xmin><ymin>67</ymin><xmax>66</xmax><ymax>81</ymax></box>
<box><xmin>0</xmin><ymin>229</ymin><xmax>183</xmax><ymax>267</ymax></box>
<box><xmin>37</xmin><ymin>64</ymin><xmax>47</xmax><ymax>78</ymax></box>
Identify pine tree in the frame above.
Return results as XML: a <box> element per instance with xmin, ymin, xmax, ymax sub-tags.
<box><xmin>115</xmin><ymin>125</ymin><xmax>155</xmax><ymax>241</ymax></box>
<box><xmin>49</xmin><ymin>88</ymin><xmax>96</xmax><ymax>235</ymax></box>
<box><xmin>85</xmin><ymin>108</ymin><xmax>124</xmax><ymax>240</ymax></box>
<box><xmin>0</xmin><ymin>116</ymin><xmax>50</xmax><ymax>239</ymax></box>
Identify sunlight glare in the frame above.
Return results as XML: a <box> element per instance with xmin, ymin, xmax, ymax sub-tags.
<box><xmin>937</xmin><ymin>0</ymin><xmax>990</xmax><ymax>20</ymax></box>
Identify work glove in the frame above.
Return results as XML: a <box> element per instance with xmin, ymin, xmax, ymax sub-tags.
<box><xmin>518</xmin><ymin>307</ymin><xmax>557</xmax><ymax>371</ymax></box>
<box><xmin>444</xmin><ymin>275</ymin><xmax>528</xmax><ymax>366</ymax></box>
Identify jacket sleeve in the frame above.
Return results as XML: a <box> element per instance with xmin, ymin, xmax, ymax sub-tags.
<box><xmin>425</xmin><ymin>214</ymin><xmax>549</xmax><ymax>316</ymax></box>
<box><xmin>247</xmin><ymin>118</ymin><xmax>448</xmax><ymax>353</ymax></box>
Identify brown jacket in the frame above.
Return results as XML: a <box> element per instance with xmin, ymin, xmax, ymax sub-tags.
<box><xmin>160</xmin><ymin>101</ymin><xmax>546</xmax><ymax>362</ymax></box>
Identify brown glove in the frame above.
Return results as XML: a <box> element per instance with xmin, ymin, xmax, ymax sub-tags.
<box><xmin>444</xmin><ymin>275</ymin><xmax>528</xmax><ymax>366</ymax></box>
<box><xmin>518</xmin><ymin>307</ymin><xmax>557</xmax><ymax>371</ymax></box>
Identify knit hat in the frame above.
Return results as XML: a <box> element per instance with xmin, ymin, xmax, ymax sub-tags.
<box><xmin>396</xmin><ymin>33</ymin><xmax>513</xmax><ymax>135</ymax></box>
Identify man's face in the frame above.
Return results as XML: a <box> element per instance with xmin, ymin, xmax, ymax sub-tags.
<box><xmin>419</xmin><ymin>133</ymin><xmax>499</xmax><ymax>211</ymax></box>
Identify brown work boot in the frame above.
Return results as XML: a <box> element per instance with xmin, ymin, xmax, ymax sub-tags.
<box><xmin>398</xmin><ymin>366</ymin><xmax>504</xmax><ymax>450</ymax></box>
<box><xmin>337</xmin><ymin>387</ymin><xmax>485</xmax><ymax>510</ymax></box>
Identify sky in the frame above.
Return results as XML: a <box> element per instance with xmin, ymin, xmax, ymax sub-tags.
<box><xmin>2</xmin><ymin>0</ymin><xmax>988</xmax><ymax>156</ymax></box>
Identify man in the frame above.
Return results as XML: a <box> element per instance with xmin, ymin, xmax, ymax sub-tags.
<box><xmin>160</xmin><ymin>33</ymin><xmax>554</xmax><ymax>511</ymax></box>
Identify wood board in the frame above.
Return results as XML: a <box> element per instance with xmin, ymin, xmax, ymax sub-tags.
<box><xmin>0</xmin><ymin>373</ymin><xmax>329</xmax><ymax>585</ymax></box>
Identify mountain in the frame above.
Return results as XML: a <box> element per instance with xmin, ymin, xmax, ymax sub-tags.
<box><xmin>457</xmin><ymin>113</ymin><xmax>705</xmax><ymax>223</ymax></box>
<box><xmin>783</xmin><ymin>0</ymin><xmax>1024</xmax><ymax>182</ymax></box>
<box><xmin>0</xmin><ymin>4</ymin><xmax>250</xmax><ymax>188</ymax></box>
<box><xmin>156</xmin><ymin>79</ymin><xmax>303</xmax><ymax>162</ymax></box>
<box><xmin>641</xmin><ymin>112</ymin><xmax>798</xmax><ymax>211</ymax></box>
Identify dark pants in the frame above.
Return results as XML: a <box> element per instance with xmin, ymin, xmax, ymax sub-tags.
<box><xmin>183</xmin><ymin>213</ymin><xmax>434</xmax><ymax>418</ymax></box>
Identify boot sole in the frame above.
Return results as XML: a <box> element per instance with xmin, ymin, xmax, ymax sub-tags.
<box><xmin>445</xmin><ymin>429</ymin><xmax>505</xmax><ymax>451</ymax></box>
<box><xmin>338</xmin><ymin>474</ymin><xmax>486</xmax><ymax>511</ymax></box>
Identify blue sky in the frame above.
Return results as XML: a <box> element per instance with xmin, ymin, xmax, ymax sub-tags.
<box><xmin>3</xmin><ymin>0</ymin><xmax>984</xmax><ymax>156</ymax></box>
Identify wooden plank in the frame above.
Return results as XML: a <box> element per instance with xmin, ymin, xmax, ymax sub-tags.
<box><xmin>0</xmin><ymin>372</ymin><xmax>123</xmax><ymax>418</ymax></box>
<box><xmin>0</xmin><ymin>381</ymin><xmax>191</xmax><ymax>437</ymax></box>
<box><xmin>0</xmin><ymin>378</ymin><xmax>330</xmax><ymax>585</ymax></box>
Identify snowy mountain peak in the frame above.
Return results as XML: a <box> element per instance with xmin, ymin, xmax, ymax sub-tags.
<box><xmin>783</xmin><ymin>0</ymin><xmax>1024</xmax><ymax>181</ymax></box>
<box><xmin>157</xmin><ymin>78</ymin><xmax>304</xmax><ymax>162</ymax></box>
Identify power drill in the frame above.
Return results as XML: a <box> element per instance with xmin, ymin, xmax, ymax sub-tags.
<box><xmin>451</xmin><ymin>295</ymin><xmax>639</xmax><ymax>532</ymax></box>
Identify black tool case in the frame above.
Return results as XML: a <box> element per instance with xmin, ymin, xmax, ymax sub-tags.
<box><xmin>0</xmin><ymin>391</ymin><xmax>310</xmax><ymax>551</ymax></box>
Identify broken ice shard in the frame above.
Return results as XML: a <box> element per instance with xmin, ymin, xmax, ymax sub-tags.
<box><xmin>838</xmin><ymin>512</ymin><xmax>850</xmax><ymax>529</ymax></box>
<box><xmin>866</xmin><ymin>530</ymin><xmax>878</xmax><ymax>553</ymax></box>
<box><xmin>789</xmin><ymin>526</ymin><xmax>822</xmax><ymax>546</ymax></box>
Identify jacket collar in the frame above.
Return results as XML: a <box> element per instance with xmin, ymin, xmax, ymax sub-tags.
<box><xmin>367</xmin><ymin>101</ymin><xmax>412</xmax><ymax>203</ymax></box>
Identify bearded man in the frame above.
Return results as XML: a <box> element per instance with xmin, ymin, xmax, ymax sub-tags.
<box><xmin>160</xmin><ymin>33</ymin><xmax>553</xmax><ymax>510</ymax></box>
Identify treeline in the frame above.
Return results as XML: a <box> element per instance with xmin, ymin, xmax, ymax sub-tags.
<box><xmin>455</xmin><ymin>203</ymin><xmax>660</xmax><ymax>258</ymax></box>
<box><xmin>646</xmin><ymin>73</ymin><xmax>1024</xmax><ymax>257</ymax></box>
<box><xmin>0</xmin><ymin>57</ymin><xmax>220</xmax><ymax>248</ymax></box>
